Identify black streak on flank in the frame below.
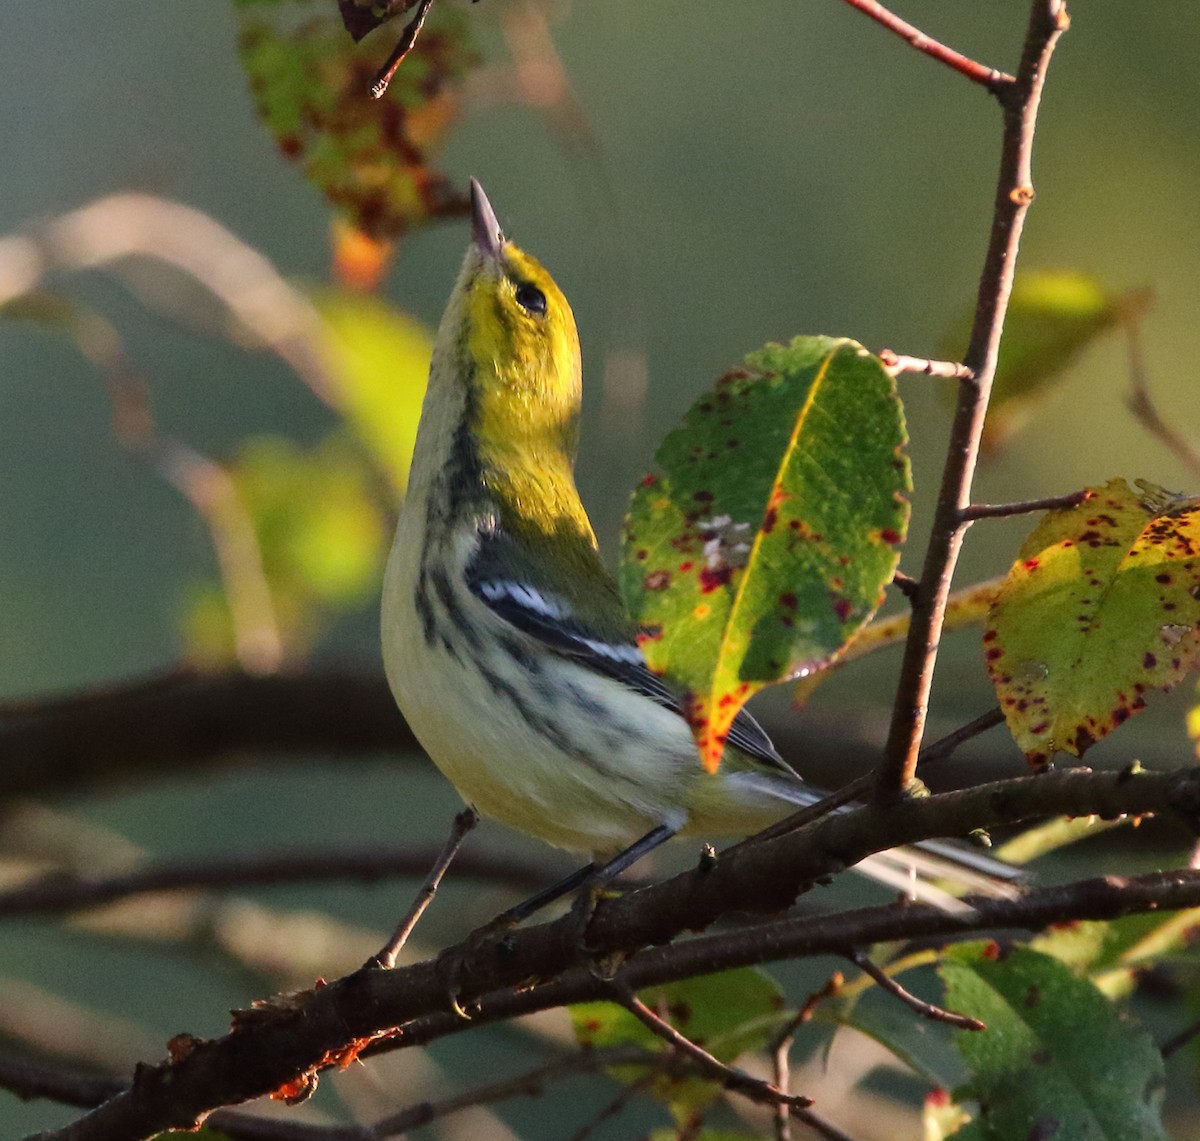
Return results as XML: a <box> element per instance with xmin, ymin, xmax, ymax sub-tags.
<box><xmin>479</xmin><ymin>665</ymin><xmax>624</xmax><ymax>780</ymax></box>
<box><xmin>431</xmin><ymin>566</ymin><xmax>483</xmax><ymax>651</ymax></box>
<box><xmin>415</xmin><ymin>566</ymin><xmax>438</xmax><ymax>647</ymax></box>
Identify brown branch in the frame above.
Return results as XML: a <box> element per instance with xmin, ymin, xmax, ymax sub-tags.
<box><xmin>839</xmin><ymin>0</ymin><xmax>1013</xmax><ymax>92</ymax></box>
<box><xmin>0</xmin><ymin>841</ymin><xmax>556</xmax><ymax>921</ymax></box>
<box><xmin>878</xmin><ymin>0</ymin><xmax>1069</xmax><ymax>799</ymax></box>
<box><xmin>0</xmin><ymin>669</ymin><xmax>415</xmax><ymax>802</ymax></box>
<box><xmin>917</xmin><ymin>707</ymin><xmax>1005</xmax><ymax>766</ymax></box>
<box><xmin>844</xmin><ymin>950</ymin><xmax>984</xmax><ymax>1031</ymax></box>
<box><xmin>768</xmin><ymin>987</ymin><xmax>861</xmax><ymax>1141</ymax></box>
<box><xmin>370</xmin><ymin>0</ymin><xmax>438</xmax><ymax>98</ymax></box>
<box><xmin>0</xmin><ymin>1045</ymin><xmax>679</xmax><ymax>1141</ymax></box>
<box><xmin>609</xmin><ymin>981</ymin><xmax>812</xmax><ymax>1113</ymax></box>
<box><xmin>1160</xmin><ymin>1018</ymin><xmax>1200</xmax><ymax>1061</ymax></box>
<box><xmin>374</xmin><ymin>809</ymin><xmax>478</xmax><ymax>969</ymax></box>
<box><xmin>732</xmin><ymin>707</ymin><xmax>1003</xmax><ymax>850</ymax></box>
<box><xmin>960</xmin><ymin>489</ymin><xmax>1090</xmax><ymax>521</ymax></box>
<box><xmin>26</xmin><ymin>766</ymin><xmax>1200</xmax><ymax>1141</ymax></box>
<box><xmin>367</xmin><ymin>1044</ymin><xmax>667</xmax><ymax>1139</ymax></box>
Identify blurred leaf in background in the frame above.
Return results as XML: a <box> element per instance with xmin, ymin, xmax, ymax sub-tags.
<box><xmin>940</xmin><ymin>271</ymin><xmax>1151</xmax><ymax>454</ymax></box>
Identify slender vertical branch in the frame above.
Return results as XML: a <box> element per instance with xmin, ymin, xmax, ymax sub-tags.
<box><xmin>877</xmin><ymin>0</ymin><xmax>1070</xmax><ymax>798</ymax></box>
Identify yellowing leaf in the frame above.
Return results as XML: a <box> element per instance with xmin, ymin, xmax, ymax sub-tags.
<box><xmin>985</xmin><ymin>478</ymin><xmax>1200</xmax><ymax>767</ymax></box>
<box><xmin>620</xmin><ymin>337</ymin><xmax>910</xmax><ymax>772</ymax></box>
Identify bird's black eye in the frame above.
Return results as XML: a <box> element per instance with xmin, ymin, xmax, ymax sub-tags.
<box><xmin>514</xmin><ymin>281</ymin><xmax>547</xmax><ymax>316</ymax></box>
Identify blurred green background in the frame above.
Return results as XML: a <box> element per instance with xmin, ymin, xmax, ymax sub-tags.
<box><xmin>2</xmin><ymin>1</ymin><xmax>1200</xmax><ymax>1137</ymax></box>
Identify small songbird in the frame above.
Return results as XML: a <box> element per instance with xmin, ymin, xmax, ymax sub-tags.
<box><xmin>382</xmin><ymin>179</ymin><xmax>1015</xmax><ymax>905</ymax></box>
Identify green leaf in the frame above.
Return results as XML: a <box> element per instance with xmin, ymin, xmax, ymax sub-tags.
<box><xmin>621</xmin><ymin>336</ymin><xmax>910</xmax><ymax>771</ymax></box>
<box><xmin>571</xmin><ymin>968</ymin><xmax>785</xmax><ymax>1121</ymax></box>
<box><xmin>237</xmin><ymin>0</ymin><xmax>476</xmax><ymax>239</ymax></box>
<box><xmin>985</xmin><ymin>478</ymin><xmax>1200</xmax><ymax>767</ymax></box>
<box><xmin>940</xmin><ymin>271</ymin><xmax>1149</xmax><ymax>452</ymax></box>
<box><xmin>940</xmin><ymin>943</ymin><xmax>1168</xmax><ymax>1141</ymax></box>
<box><xmin>311</xmin><ymin>289</ymin><xmax>431</xmax><ymax>495</ymax></box>
<box><xmin>1034</xmin><ymin>907</ymin><xmax>1200</xmax><ymax>998</ymax></box>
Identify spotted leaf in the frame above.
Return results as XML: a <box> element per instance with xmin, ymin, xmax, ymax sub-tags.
<box><xmin>237</xmin><ymin>0</ymin><xmax>476</xmax><ymax>240</ymax></box>
<box><xmin>985</xmin><ymin>478</ymin><xmax>1200</xmax><ymax>767</ymax></box>
<box><xmin>940</xmin><ymin>943</ymin><xmax>1168</xmax><ymax>1141</ymax></box>
<box><xmin>620</xmin><ymin>336</ymin><xmax>910</xmax><ymax>772</ymax></box>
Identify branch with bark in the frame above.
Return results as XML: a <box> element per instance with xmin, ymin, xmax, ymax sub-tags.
<box><xmin>16</xmin><ymin>763</ymin><xmax>1200</xmax><ymax>1141</ymax></box>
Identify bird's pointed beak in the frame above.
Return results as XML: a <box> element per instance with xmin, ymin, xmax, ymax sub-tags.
<box><xmin>470</xmin><ymin>178</ymin><xmax>505</xmax><ymax>260</ymax></box>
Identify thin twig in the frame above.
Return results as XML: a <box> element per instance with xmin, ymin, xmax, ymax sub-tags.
<box><xmin>370</xmin><ymin>1044</ymin><xmax>658</xmax><ymax>1138</ymax></box>
<box><xmin>844</xmin><ymin>950</ymin><xmax>984</xmax><ymax>1031</ymax></box>
<box><xmin>878</xmin><ymin>0</ymin><xmax>1070</xmax><ymax>801</ymax></box>
<box><xmin>0</xmin><ymin>842</ymin><xmax>555</xmax><ymax>920</ymax></box>
<box><xmin>891</xmin><ymin>569</ymin><xmax>920</xmax><ymax>599</ymax></box>
<box><xmin>879</xmin><ymin>350</ymin><xmax>973</xmax><ymax>381</ymax></box>
<box><xmin>736</xmin><ymin>706</ymin><xmax>1003</xmax><ymax>850</ymax></box>
<box><xmin>1125</xmin><ymin>308</ymin><xmax>1200</xmax><ymax>479</ymax></box>
<box><xmin>374</xmin><ymin>808</ymin><xmax>479</xmax><ymax>969</ymax></box>
<box><xmin>960</xmin><ymin>489</ymin><xmax>1090</xmax><ymax>521</ymax></box>
<box><xmin>917</xmin><ymin>707</ymin><xmax>1005</xmax><ymax>766</ymax></box>
<box><xmin>565</xmin><ymin>1063</ymin><xmax>664</xmax><ymax>1141</ymax></box>
<box><xmin>1160</xmin><ymin>1018</ymin><xmax>1200</xmax><ymax>1061</ymax></box>
<box><xmin>370</xmin><ymin>0</ymin><xmax>438</xmax><ymax>98</ymax></box>
<box><xmin>839</xmin><ymin>0</ymin><xmax>1014</xmax><ymax>92</ymax></box>
<box><xmin>608</xmin><ymin>980</ymin><xmax>813</xmax><ymax>1113</ymax></box>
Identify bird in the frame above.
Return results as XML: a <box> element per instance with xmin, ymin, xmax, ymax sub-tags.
<box><xmin>381</xmin><ymin>178</ymin><xmax>1017</xmax><ymax>914</ymax></box>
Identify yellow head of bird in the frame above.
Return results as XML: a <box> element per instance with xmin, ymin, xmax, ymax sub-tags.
<box><xmin>451</xmin><ymin>179</ymin><xmax>583</xmax><ymax>462</ymax></box>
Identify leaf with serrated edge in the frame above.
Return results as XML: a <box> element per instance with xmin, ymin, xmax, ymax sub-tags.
<box><xmin>940</xmin><ymin>943</ymin><xmax>1168</xmax><ymax>1141</ymax></box>
<box><xmin>985</xmin><ymin>477</ymin><xmax>1200</xmax><ymax>767</ymax></box>
<box><xmin>621</xmin><ymin>337</ymin><xmax>910</xmax><ymax>771</ymax></box>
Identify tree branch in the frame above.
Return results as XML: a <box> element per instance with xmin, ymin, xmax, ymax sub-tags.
<box><xmin>839</xmin><ymin>0</ymin><xmax>1014</xmax><ymax>92</ymax></box>
<box><xmin>0</xmin><ymin>669</ymin><xmax>415</xmax><ymax>802</ymax></box>
<box><xmin>878</xmin><ymin>0</ymin><xmax>1070</xmax><ymax>798</ymax></box>
<box><xmin>24</xmin><ymin>764</ymin><xmax>1200</xmax><ymax>1141</ymax></box>
<box><xmin>0</xmin><ymin>841</ymin><xmax>556</xmax><ymax>921</ymax></box>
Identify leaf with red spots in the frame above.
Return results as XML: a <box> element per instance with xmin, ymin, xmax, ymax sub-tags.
<box><xmin>570</xmin><ymin>969</ymin><xmax>785</xmax><ymax>1122</ymax></box>
<box><xmin>940</xmin><ymin>943</ymin><xmax>1168</xmax><ymax>1141</ymax></box>
<box><xmin>985</xmin><ymin>478</ymin><xmax>1200</xmax><ymax>767</ymax></box>
<box><xmin>940</xmin><ymin>271</ymin><xmax>1150</xmax><ymax>452</ymax></box>
<box><xmin>620</xmin><ymin>336</ymin><xmax>910</xmax><ymax>771</ymax></box>
<box><xmin>236</xmin><ymin>0</ymin><xmax>477</xmax><ymax>241</ymax></box>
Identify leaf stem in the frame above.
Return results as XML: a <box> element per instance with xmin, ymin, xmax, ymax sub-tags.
<box><xmin>877</xmin><ymin>0</ymin><xmax>1070</xmax><ymax>801</ymax></box>
<box><xmin>374</xmin><ymin>808</ymin><xmax>478</xmax><ymax>969</ymax></box>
